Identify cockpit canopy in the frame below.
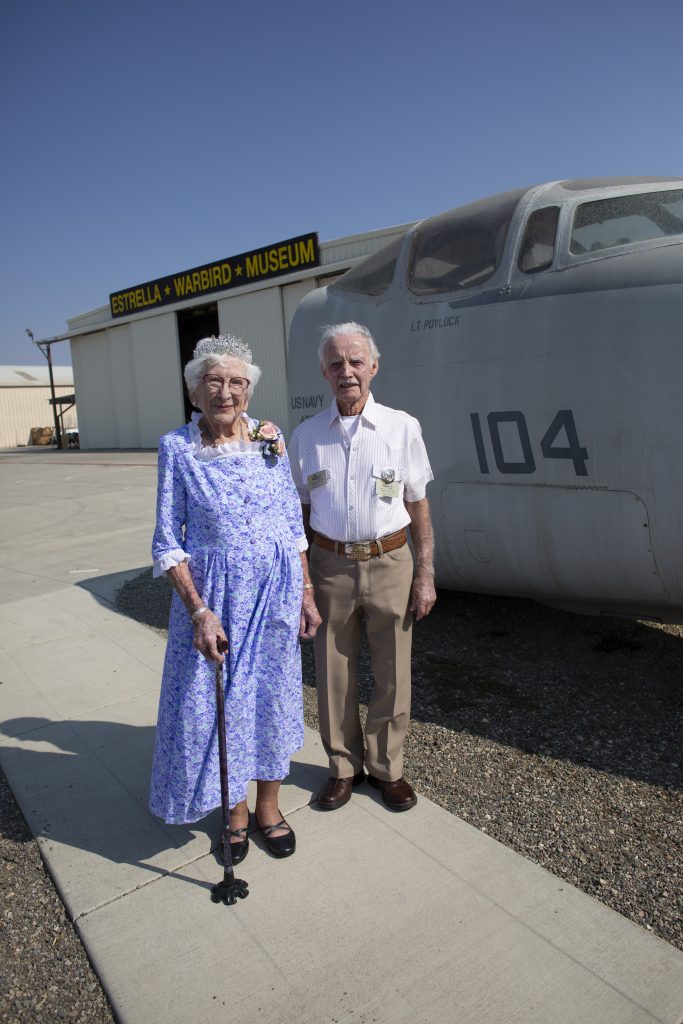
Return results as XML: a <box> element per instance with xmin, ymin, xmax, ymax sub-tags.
<box><xmin>569</xmin><ymin>189</ymin><xmax>683</xmax><ymax>255</ymax></box>
<box><xmin>334</xmin><ymin>179</ymin><xmax>683</xmax><ymax>298</ymax></box>
<box><xmin>408</xmin><ymin>188</ymin><xmax>529</xmax><ymax>295</ymax></box>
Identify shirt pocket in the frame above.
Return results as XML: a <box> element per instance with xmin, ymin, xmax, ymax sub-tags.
<box><xmin>371</xmin><ymin>464</ymin><xmax>406</xmax><ymax>505</ymax></box>
<box><xmin>306</xmin><ymin>465</ymin><xmax>334</xmax><ymax>519</ymax></box>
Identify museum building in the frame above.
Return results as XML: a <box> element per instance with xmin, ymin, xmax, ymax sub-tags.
<box><xmin>63</xmin><ymin>224</ymin><xmax>408</xmax><ymax>449</ymax></box>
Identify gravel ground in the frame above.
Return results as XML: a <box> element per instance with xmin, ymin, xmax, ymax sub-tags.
<box><xmin>0</xmin><ymin>774</ymin><xmax>114</xmax><ymax>1023</ymax></box>
<box><xmin>2</xmin><ymin>571</ymin><xmax>681</xmax><ymax>1024</ymax></box>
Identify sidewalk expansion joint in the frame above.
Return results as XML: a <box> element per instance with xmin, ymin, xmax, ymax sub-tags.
<box><xmin>73</xmin><ymin>801</ymin><xmax>313</xmax><ymax>924</ymax></box>
<box><xmin>353</xmin><ymin>800</ymin><xmax>671</xmax><ymax>1022</ymax></box>
<box><xmin>0</xmin><ymin>677</ymin><xmax>160</xmax><ymax>743</ymax></box>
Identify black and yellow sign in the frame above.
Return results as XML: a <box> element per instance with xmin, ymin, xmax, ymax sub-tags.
<box><xmin>109</xmin><ymin>231</ymin><xmax>320</xmax><ymax>318</ymax></box>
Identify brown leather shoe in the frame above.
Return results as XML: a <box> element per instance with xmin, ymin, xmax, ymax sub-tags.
<box><xmin>367</xmin><ymin>775</ymin><xmax>417</xmax><ymax>811</ymax></box>
<box><xmin>317</xmin><ymin>772</ymin><xmax>365</xmax><ymax>810</ymax></box>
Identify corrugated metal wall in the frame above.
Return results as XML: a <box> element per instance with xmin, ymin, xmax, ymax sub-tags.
<box><xmin>130</xmin><ymin>313</ymin><xmax>184</xmax><ymax>447</ymax></box>
<box><xmin>320</xmin><ymin>225</ymin><xmax>411</xmax><ymax>267</ymax></box>
<box><xmin>218</xmin><ymin>287</ymin><xmax>289</xmax><ymax>430</ymax></box>
<box><xmin>71</xmin><ymin>313</ymin><xmax>184</xmax><ymax>448</ymax></box>
<box><xmin>71</xmin><ymin>330</ymin><xmax>116</xmax><ymax>449</ymax></box>
<box><xmin>0</xmin><ymin>386</ymin><xmax>77</xmax><ymax>448</ymax></box>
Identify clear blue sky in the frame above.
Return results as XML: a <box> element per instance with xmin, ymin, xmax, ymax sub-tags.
<box><xmin>1</xmin><ymin>0</ymin><xmax>681</xmax><ymax>365</ymax></box>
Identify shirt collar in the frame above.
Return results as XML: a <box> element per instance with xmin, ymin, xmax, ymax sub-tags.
<box><xmin>326</xmin><ymin>391</ymin><xmax>377</xmax><ymax>428</ymax></box>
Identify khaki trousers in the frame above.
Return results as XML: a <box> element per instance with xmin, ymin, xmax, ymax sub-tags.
<box><xmin>310</xmin><ymin>541</ymin><xmax>414</xmax><ymax>782</ymax></box>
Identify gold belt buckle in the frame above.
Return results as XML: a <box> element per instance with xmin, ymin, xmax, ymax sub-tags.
<box><xmin>347</xmin><ymin>542</ymin><xmax>372</xmax><ymax>561</ymax></box>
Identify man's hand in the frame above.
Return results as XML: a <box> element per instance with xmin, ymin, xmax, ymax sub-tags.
<box><xmin>405</xmin><ymin>496</ymin><xmax>437</xmax><ymax>620</ymax></box>
<box><xmin>410</xmin><ymin>572</ymin><xmax>436</xmax><ymax>620</ymax></box>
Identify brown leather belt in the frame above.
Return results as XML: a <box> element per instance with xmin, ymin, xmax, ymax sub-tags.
<box><xmin>313</xmin><ymin>528</ymin><xmax>407</xmax><ymax>561</ymax></box>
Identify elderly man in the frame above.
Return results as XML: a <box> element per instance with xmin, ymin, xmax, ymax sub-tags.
<box><xmin>288</xmin><ymin>322</ymin><xmax>436</xmax><ymax>811</ymax></box>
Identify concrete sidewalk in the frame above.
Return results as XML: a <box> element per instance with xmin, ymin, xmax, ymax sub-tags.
<box><xmin>1</xmin><ymin>450</ymin><xmax>682</xmax><ymax>1024</ymax></box>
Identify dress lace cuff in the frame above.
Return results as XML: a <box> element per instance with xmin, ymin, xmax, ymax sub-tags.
<box><xmin>152</xmin><ymin>550</ymin><xmax>191</xmax><ymax>578</ymax></box>
<box><xmin>295</xmin><ymin>536</ymin><xmax>309</xmax><ymax>553</ymax></box>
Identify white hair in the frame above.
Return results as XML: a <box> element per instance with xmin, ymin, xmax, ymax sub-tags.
<box><xmin>184</xmin><ymin>335</ymin><xmax>261</xmax><ymax>397</ymax></box>
<box><xmin>317</xmin><ymin>322</ymin><xmax>380</xmax><ymax>366</ymax></box>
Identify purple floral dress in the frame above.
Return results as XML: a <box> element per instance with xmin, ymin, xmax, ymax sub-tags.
<box><xmin>149</xmin><ymin>413</ymin><xmax>306</xmax><ymax>824</ymax></box>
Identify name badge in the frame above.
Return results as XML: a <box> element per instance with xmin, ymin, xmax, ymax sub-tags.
<box><xmin>375</xmin><ymin>479</ymin><xmax>399</xmax><ymax>498</ymax></box>
<box><xmin>308</xmin><ymin>469</ymin><xmax>330</xmax><ymax>490</ymax></box>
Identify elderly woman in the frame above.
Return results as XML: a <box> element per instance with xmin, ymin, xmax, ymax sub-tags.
<box><xmin>150</xmin><ymin>334</ymin><xmax>320</xmax><ymax>862</ymax></box>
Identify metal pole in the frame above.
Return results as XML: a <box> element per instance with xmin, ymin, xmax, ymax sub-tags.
<box><xmin>40</xmin><ymin>341</ymin><xmax>63</xmax><ymax>450</ymax></box>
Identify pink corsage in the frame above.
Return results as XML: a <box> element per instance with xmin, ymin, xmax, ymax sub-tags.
<box><xmin>249</xmin><ymin>420</ymin><xmax>286</xmax><ymax>460</ymax></box>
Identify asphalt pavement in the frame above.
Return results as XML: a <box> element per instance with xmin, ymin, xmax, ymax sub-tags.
<box><xmin>1</xmin><ymin>448</ymin><xmax>682</xmax><ymax>1024</ymax></box>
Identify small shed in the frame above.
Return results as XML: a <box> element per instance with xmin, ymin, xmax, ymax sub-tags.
<box><xmin>0</xmin><ymin>366</ymin><xmax>77</xmax><ymax>448</ymax></box>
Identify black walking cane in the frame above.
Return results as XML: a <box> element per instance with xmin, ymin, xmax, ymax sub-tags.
<box><xmin>210</xmin><ymin>639</ymin><xmax>249</xmax><ymax>906</ymax></box>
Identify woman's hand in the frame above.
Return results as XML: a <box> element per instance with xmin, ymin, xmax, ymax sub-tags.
<box><xmin>166</xmin><ymin>564</ymin><xmax>228</xmax><ymax>661</ymax></box>
<box><xmin>192</xmin><ymin>610</ymin><xmax>229</xmax><ymax>663</ymax></box>
<box><xmin>299</xmin><ymin>590</ymin><xmax>322</xmax><ymax>639</ymax></box>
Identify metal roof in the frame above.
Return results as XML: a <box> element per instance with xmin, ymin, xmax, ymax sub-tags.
<box><xmin>0</xmin><ymin>365</ymin><xmax>74</xmax><ymax>387</ymax></box>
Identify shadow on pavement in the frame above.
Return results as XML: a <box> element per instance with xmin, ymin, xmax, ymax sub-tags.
<box><xmin>0</xmin><ymin>714</ymin><xmax>322</xmax><ymax>897</ymax></box>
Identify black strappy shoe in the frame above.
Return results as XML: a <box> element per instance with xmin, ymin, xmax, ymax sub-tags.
<box><xmin>223</xmin><ymin>825</ymin><xmax>249</xmax><ymax>866</ymax></box>
<box><xmin>257</xmin><ymin>816</ymin><xmax>296</xmax><ymax>858</ymax></box>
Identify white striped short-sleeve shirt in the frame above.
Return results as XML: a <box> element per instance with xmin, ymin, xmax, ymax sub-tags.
<box><xmin>288</xmin><ymin>392</ymin><xmax>433</xmax><ymax>543</ymax></box>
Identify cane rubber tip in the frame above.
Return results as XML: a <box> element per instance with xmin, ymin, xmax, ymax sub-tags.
<box><xmin>210</xmin><ymin>878</ymin><xmax>249</xmax><ymax>905</ymax></box>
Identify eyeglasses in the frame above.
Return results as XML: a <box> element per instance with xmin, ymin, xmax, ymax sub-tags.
<box><xmin>202</xmin><ymin>374</ymin><xmax>250</xmax><ymax>393</ymax></box>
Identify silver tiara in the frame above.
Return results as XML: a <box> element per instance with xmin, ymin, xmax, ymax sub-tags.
<box><xmin>193</xmin><ymin>334</ymin><xmax>253</xmax><ymax>364</ymax></box>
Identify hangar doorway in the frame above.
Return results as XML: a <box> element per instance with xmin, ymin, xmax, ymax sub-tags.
<box><xmin>177</xmin><ymin>302</ymin><xmax>219</xmax><ymax>421</ymax></box>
